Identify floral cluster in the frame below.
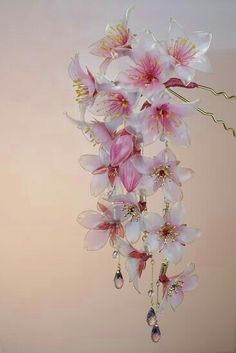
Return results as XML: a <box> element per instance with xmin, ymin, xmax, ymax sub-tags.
<box><xmin>68</xmin><ymin>8</ymin><xmax>211</xmax><ymax>342</ymax></box>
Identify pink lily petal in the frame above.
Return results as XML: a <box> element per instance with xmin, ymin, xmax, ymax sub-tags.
<box><xmin>182</xmin><ymin>274</ymin><xmax>199</xmax><ymax>291</ymax></box>
<box><xmin>77</xmin><ymin>210</ymin><xmax>104</xmax><ymax>229</ymax></box>
<box><xmin>182</xmin><ymin>262</ymin><xmax>195</xmax><ymax>276</ymax></box>
<box><xmin>119</xmin><ymin>159</ymin><xmax>141</xmax><ymax>192</ymax></box>
<box><xmin>145</xmin><ymin>233</ymin><xmax>163</xmax><ymax>252</ymax></box>
<box><xmin>144</xmin><ymin>212</ymin><xmax>164</xmax><ymax>232</ymax></box>
<box><xmin>165</xmin><ymin>202</ymin><xmax>185</xmax><ymax>226</ymax></box>
<box><xmin>168</xmin><ymin>121</ymin><xmax>190</xmax><ymax>146</ymax></box>
<box><xmin>79</xmin><ymin>154</ymin><xmax>103</xmax><ymax>173</ymax></box>
<box><xmin>175</xmin><ymin>166</ymin><xmax>194</xmax><ymax>183</ymax></box>
<box><xmin>162</xmin><ymin>241</ymin><xmax>183</xmax><ymax>264</ymax></box>
<box><xmin>114</xmin><ymin>237</ymin><xmax>134</xmax><ymax>257</ymax></box>
<box><xmin>131</xmin><ymin>155</ymin><xmax>154</xmax><ymax>174</ymax></box>
<box><xmin>189</xmin><ymin>32</ymin><xmax>212</xmax><ymax>55</ymax></box>
<box><xmin>177</xmin><ymin>226</ymin><xmax>200</xmax><ymax>244</ymax></box>
<box><xmin>190</xmin><ymin>54</ymin><xmax>212</xmax><ymax>72</ymax></box>
<box><xmin>90</xmin><ymin>174</ymin><xmax>109</xmax><ymax>197</ymax></box>
<box><xmin>168</xmin><ymin>290</ymin><xmax>184</xmax><ymax>310</ymax></box>
<box><xmin>163</xmin><ymin>180</ymin><xmax>183</xmax><ymax>203</ymax></box>
<box><xmin>84</xmin><ymin>229</ymin><xmax>110</xmax><ymax>250</ymax></box>
<box><xmin>125</xmin><ymin>220</ymin><xmax>141</xmax><ymax>243</ymax></box>
<box><xmin>110</xmin><ymin>135</ymin><xmax>133</xmax><ymax>166</ymax></box>
<box><xmin>175</xmin><ymin>65</ymin><xmax>195</xmax><ymax>84</ymax></box>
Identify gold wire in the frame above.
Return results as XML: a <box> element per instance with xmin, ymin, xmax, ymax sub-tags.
<box><xmin>167</xmin><ymin>88</ymin><xmax>236</xmax><ymax>138</ymax></box>
<box><xmin>198</xmin><ymin>84</ymin><xmax>236</xmax><ymax>100</ymax></box>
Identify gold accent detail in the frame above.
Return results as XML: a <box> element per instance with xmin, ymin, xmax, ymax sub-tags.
<box><xmin>198</xmin><ymin>84</ymin><xmax>236</xmax><ymax>100</ymax></box>
<box><xmin>167</xmin><ymin>88</ymin><xmax>236</xmax><ymax>138</ymax></box>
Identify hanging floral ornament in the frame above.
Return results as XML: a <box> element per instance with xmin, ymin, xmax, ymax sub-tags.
<box><xmin>67</xmin><ymin>7</ymin><xmax>236</xmax><ymax>343</ymax></box>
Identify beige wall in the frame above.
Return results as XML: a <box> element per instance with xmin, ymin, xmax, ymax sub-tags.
<box><xmin>0</xmin><ymin>1</ymin><xmax>235</xmax><ymax>353</ymax></box>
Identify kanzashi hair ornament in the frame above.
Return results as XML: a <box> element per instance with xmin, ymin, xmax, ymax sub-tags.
<box><xmin>67</xmin><ymin>8</ymin><xmax>235</xmax><ymax>342</ymax></box>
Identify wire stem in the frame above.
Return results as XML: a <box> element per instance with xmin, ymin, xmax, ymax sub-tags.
<box><xmin>167</xmin><ymin>88</ymin><xmax>236</xmax><ymax>138</ymax></box>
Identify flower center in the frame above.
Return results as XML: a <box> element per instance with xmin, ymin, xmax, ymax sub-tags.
<box><xmin>159</xmin><ymin>222</ymin><xmax>177</xmax><ymax>242</ymax></box>
<box><xmin>167</xmin><ymin>280</ymin><xmax>184</xmax><ymax>296</ymax></box>
<box><xmin>153</xmin><ymin>165</ymin><xmax>170</xmax><ymax>182</ymax></box>
<box><xmin>124</xmin><ymin>205</ymin><xmax>140</xmax><ymax>220</ymax></box>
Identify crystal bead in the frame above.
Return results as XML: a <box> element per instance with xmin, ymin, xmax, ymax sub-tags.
<box><xmin>146</xmin><ymin>307</ymin><xmax>156</xmax><ymax>326</ymax></box>
<box><xmin>112</xmin><ymin>250</ymin><xmax>119</xmax><ymax>259</ymax></box>
<box><xmin>148</xmin><ymin>289</ymin><xmax>154</xmax><ymax>297</ymax></box>
<box><xmin>151</xmin><ymin>324</ymin><xmax>161</xmax><ymax>343</ymax></box>
<box><xmin>114</xmin><ymin>270</ymin><xmax>124</xmax><ymax>289</ymax></box>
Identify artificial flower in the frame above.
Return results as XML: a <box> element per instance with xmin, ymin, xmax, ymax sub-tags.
<box><xmin>89</xmin><ymin>8</ymin><xmax>134</xmax><ymax>73</ymax></box>
<box><xmin>112</xmin><ymin>193</ymin><xmax>160</xmax><ymax>243</ymax></box>
<box><xmin>68</xmin><ymin>54</ymin><xmax>96</xmax><ymax>115</ymax></box>
<box><xmin>132</xmin><ymin>148</ymin><xmax>193</xmax><ymax>201</ymax></box>
<box><xmin>162</xmin><ymin>18</ymin><xmax>212</xmax><ymax>83</ymax></box>
<box><xmin>78</xmin><ymin>200</ymin><xmax>126</xmax><ymax>250</ymax></box>
<box><xmin>115</xmin><ymin>237</ymin><xmax>151</xmax><ymax>292</ymax></box>
<box><xmin>144</xmin><ymin>203</ymin><xmax>200</xmax><ymax>264</ymax></box>
<box><xmin>117</xmin><ymin>32</ymin><xmax>168</xmax><ymax>97</ymax></box>
<box><xmin>80</xmin><ymin>134</ymin><xmax>141</xmax><ymax>196</ymax></box>
<box><xmin>140</xmin><ymin>94</ymin><xmax>196</xmax><ymax>145</ymax></box>
<box><xmin>159</xmin><ymin>262</ymin><xmax>198</xmax><ymax>310</ymax></box>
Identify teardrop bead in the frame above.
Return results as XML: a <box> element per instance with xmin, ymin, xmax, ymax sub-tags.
<box><xmin>114</xmin><ymin>270</ymin><xmax>124</xmax><ymax>289</ymax></box>
<box><xmin>146</xmin><ymin>307</ymin><xmax>156</xmax><ymax>326</ymax></box>
<box><xmin>151</xmin><ymin>324</ymin><xmax>161</xmax><ymax>343</ymax></box>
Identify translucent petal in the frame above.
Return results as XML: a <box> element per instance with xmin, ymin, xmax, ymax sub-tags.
<box><xmin>169</xmin><ymin>290</ymin><xmax>184</xmax><ymax>310</ymax></box>
<box><xmin>178</xmin><ymin>226</ymin><xmax>200</xmax><ymax>244</ymax></box>
<box><xmin>90</xmin><ymin>174</ymin><xmax>109</xmax><ymax>197</ymax></box>
<box><xmin>77</xmin><ymin>210</ymin><xmax>104</xmax><ymax>229</ymax></box>
<box><xmin>79</xmin><ymin>154</ymin><xmax>102</xmax><ymax>172</ymax></box>
<box><xmin>84</xmin><ymin>229</ymin><xmax>110</xmax><ymax>251</ymax></box>
<box><xmin>125</xmin><ymin>220</ymin><xmax>141</xmax><ymax>243</ymax></box>
<box><xmin>182</xmin><ymin>274</ymin><xmax>199</xmax><ymax>291</ymax></box>
<box><xmin>162</xmin><ymin>241</ymin><xmax>183</xmax><ymax>264</ymax></box>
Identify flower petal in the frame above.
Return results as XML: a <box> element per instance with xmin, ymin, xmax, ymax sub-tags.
<box><xmin>90</xmin><ymin>174</ymin><xmax>109</xmax><ymax>197</ymax></box>
<box><xmin>110</xmin><ymin>134</ymin><xmax>133</xmax><ymax>166</ymax></box>
<box><xmin>145</xmin><ymin>233</ymin><xmax>162</xmax><ymax>252</ymax></box>
<box><xmin>162</xmin><ymin>241</ymin><xmax>183</xmax><ymax>264</ymax></box>
<box><xmin>131</xmin><ymin>155</ymin><xmax>154</xmax><ymax>174</ymax></box>
<box><xmin>182</xmin><ymin>274</ymin><xmax>199</xmax><ymax>291</ymax></box>
<box><xmin>189</xmin><ymin>31</ymin><xmax>212</xmax><ymax>55</ymax></box>
<box><xmin>168</xmin><ymin>290</ymin><xmax>184</xmax><ymax>310</ymax></box>
<box><xmin>80</xmin><ymin>154</ymin><xmax>102</xmax><ymax>172</ymax></box>
<box><xmin>143</xmin><ymin>212</ymin><xmax>164</xmax><ymax>232</ymax></box>
<box><xmin>77</xmin><ymin>210</ymin><xmax>104</xmax><ymax>229</ymax></box>
<box><xmin>178</xmin><ymin>226</ymin><xmax>200</xmax><ymax>244</ymax></box>
<box><xmin>175</xmin><ymin>166</ymin><xmax>194</xmax><ymax>182</ymax></box>
<box><xmin>163</xmin><ymin>180</ymin><xmax>183</xmax><ymax>203</ymax></box>
<box><xmin>125</xmin><ymin>220</ymin><xmax>141</xmax><ymax>243</ymax></box>
<box><xmin>119</xmin><ymin>159</ymin><xmax>141</xmax><ymax>192</ymax></box>
<box><xmin>84</xmin><ymin>229</ymin><xmax>110</xmax><ymax>250</ymax></box>
<box><xmin>166</xmin><ymin>202</ymin><xmax>185</xmax><ymax>226</ymax></box>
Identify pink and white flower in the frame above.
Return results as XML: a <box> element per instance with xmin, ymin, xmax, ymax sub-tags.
<box><xmin>132</xmin><ymin>148</ymin><xmax>193</xmax><ymax>202</ymax></box>
<box><xmin>140</xmin><ymin>94</ymin><xmax>196</xmax><ymax>145</ymax></box>
<box><xmin>145</xmin><ymin>203</ymin><xmax>200</xmax><ymax>264</ymax></box>
<box><xmin>89</xmin><ymin>8</ymin><xmax>133</xmax><ymax>73</ymax></box>
<box><xmin>162</xmin><ymin>19</ymin><xmax>212</xmax><ymax>83</ymax></box>
<box><xmin>68</xmin><ymin>54</ymin><xmax>96</xmax><ymax>112</ymax></box>
<box><xmin>112</xmin><ymin>193</ymin><xmax>160</xmax><ymax>243</ymax></box>
<box><xmin>115</xmin><ymin>237</ymin><xmax>151</xmax><ymax>292</ymax></box>
<box><xmin>160</xmin><ymin>262</ymin><xmax>198</xmax><ymax>310</ymax></box>
<box><xmin>133</xmin><ymin>148</ymin><xmax>192</xmax><ymax>199</ymax></box>
<box><xmin>91</xmin><ymin>85</ymin><xmax>139</xmax><ymax>127</ymax></box>
<box><xmin>117</xmin><ymin>32</ymin><xmax>168</xmax><ymax>97</ymax></box>
<box><xmin>80</xmin><ymin>134</ymin><xmax>141</xmax><ymax>196</ymax></box>
<box><xmin>78</xmin><ymin>200</ymin><xmax>127</xmax><ymax>250</ymax></box>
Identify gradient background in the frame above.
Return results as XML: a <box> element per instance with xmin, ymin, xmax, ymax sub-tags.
<box><xmin>0</xmin><ymin>1</ymin><xmax>236</xmax><ymax>352</ymax></box>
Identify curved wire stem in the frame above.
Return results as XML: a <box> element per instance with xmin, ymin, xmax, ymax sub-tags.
<box><xmin>198</xmin><ymin>84</ymin><xmax>236</xmax><ymax>100</ymax></box>
<box><xmin>167</xmin><ymin>88</ymin><xmax>236</xmax><ymax>138</ymax></box>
